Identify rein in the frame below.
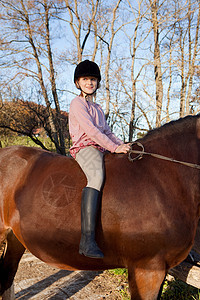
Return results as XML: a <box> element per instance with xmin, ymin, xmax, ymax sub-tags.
<box><xmin>128</xmin><ymin>141</ymin><xmax>200</xmax><ymax>170</ymax></box>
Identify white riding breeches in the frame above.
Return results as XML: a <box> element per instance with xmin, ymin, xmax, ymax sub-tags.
<box><xmin>75</xmin><ymin>146</ymin><xmax>104</xmax><ymax>191</ymax></box>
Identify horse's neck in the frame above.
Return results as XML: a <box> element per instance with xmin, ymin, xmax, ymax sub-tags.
<box><xmin>142</xmin><ymin>128</ymin><xmax>196</xmax><ymax>160</ymax></box>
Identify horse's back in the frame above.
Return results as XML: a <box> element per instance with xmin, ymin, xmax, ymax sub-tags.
<box><xmin>0</xmin><ymin>146</ymin><xmax>84</xmax><ymax>238</ymax></box>
<box><xmin>0</xmin><ymin>146</ymin><xmax>128</xmax><ymax>269</ymax></box>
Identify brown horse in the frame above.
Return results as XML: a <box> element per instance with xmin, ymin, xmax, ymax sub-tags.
<box><xmin>1</xmin><ymin>114</ymin><xmax>200</xmax><ymax>300</ymax></box>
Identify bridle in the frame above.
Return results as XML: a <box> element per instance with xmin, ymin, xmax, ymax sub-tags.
<box><xmin>128</xmin><ymin>141</ymin><xmax>200</xmax><ymax>170</ymax></box>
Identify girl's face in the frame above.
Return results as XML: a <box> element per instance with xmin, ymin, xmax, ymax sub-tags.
<box><xmin>77</xmin><ymin>76</ymin><xmax>98</xmax><ymax>96</ymax></box>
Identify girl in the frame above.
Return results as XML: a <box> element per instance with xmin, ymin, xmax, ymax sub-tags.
<box><xmin>69</xmin><ymin>60</ymin><xmax>130</xmax><ymax>259</ymax></box>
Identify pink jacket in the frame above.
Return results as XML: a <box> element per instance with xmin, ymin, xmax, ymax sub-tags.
<box><xmin>69</xmin><ymin>96</ymin><xmax>123</xmax><ymax>158</ymax></box>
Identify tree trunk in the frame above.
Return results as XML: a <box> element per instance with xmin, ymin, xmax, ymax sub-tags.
<box><xmin>150</xmin><ymin>0</ymin><xmax>163</xmax><ymax>127</ymax></box>
<box><xmin>20</xmin><ymin>0</ymin><xmax>60</xmax><ymax>153</ymax></box>
<box><xmin>44</xmin><ymin>0</ymin><xmax>66</xmax><ymax>155</ymax></box>
<box><xmin>185</xmin><ymin>1</ymin><xmax>200</xmax><ymax>115</ymax></box>
<box><xmin>105</xmin><ymin>0</ymin><xmax>121</xmax><ymax>120</ymax></box>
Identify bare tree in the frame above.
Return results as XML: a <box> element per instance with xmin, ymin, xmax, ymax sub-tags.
<box><xmin>104</xmin><ymin>0</ymin><xmax>122</xmax><ymax>120</ymax></box>
<box><xmin>126</xmin><ymin>0</ymin><xmax>151</xmax><ymax>140</ymax></box>
<box><xmin>0</xmin><ymin>0</ymin><xmax>200</xmax><ymax>148</ymax></box>
<box><xmin>64</xmin><ymin>0</ymin><xmax>100</xmax><ymax>62</ymax></box>
<box><xmin>43</xmin><ymin>0</ymin><xmax>66</xmax><ymax>153</ymax></box>
<box><xmin>0</xmin><ymin>0</ymin><xmax>66</xmax><ymax>154</ymax></box>
<box><xmin>149</xmin><ymin>0</ymin><xmax>163</xmax><ymax>127</ymax></box>
<box><xmin>185</xmin><ymin>0</ymin><xmax>200</xmax><ymax>115</ymax></box>
<box><xmin>168</xmin><ymin>0</ymin><xmax>200</xmax><ymax>117</ymax></box>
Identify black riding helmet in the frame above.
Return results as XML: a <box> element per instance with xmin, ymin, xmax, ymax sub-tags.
<box><xmin>74</xmin><ymin>60</ymin><xmax>101</xmax><ymax>83</ymax></box>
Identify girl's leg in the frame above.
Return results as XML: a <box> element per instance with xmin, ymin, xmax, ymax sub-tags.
<box><xmin>76</xmin><ymin>146</ymin><xmax>104</xmax><ymax>191</ymax></box>
<box><xmin>76</xmin><ymin>147</ymin><xmax>104</xmax><ymax>258</ymax></box>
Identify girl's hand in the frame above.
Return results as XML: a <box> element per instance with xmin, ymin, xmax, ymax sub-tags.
<box><xmin>115</xmin><ymin>143</ymin><xmax>131</xmax><ymax>153</ymax></box>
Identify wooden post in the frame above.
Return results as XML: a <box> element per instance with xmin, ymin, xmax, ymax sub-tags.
<box><xmin>169</xmin><ymin>260</ymin><xmax>200</xmax><ymax>289</ymax></box>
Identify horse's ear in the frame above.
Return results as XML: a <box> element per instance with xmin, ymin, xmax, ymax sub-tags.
<box><xmin>196</xmin><ymin>117</ymin><xmax>200</xmax><ymax>139</ymax></box>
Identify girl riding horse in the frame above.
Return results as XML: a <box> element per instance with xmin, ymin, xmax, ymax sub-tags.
<box><xmin>69</xmin><ymin>60</ymin><xmax>130</xmax><ymax>259</ymax></box>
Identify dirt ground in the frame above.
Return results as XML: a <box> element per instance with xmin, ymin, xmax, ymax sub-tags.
<box><xmin>14</xmin><ymin>251</ymin><xmax>130</xmax><ymax>299</ymax></box>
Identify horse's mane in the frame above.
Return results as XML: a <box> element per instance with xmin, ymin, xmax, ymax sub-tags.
<box><xmin>140</xmin><ymin>114</ymin><xmax>200</xmax><ymax>143</ymax></box>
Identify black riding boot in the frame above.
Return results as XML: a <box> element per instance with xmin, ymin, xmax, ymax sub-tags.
<box><xmin>79</xmin><ymin>187</ymin><xmax>104</xmax><ymax>258</ymax></box>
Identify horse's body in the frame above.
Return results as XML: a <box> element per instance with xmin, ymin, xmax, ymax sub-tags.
<box><xmin>1</xmin><ymin>115</ymin><xmax>200</xmax><ymax>300</ymax></box>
